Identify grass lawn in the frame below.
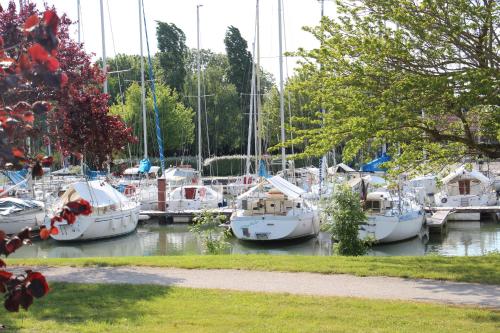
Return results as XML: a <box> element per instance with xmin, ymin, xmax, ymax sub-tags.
<box><xmin>0</xmin><ymin>283</ymin><xmax>498</xmax><ymax>333</ymax></box>
<box><xmin>8</xmin><ymin>253</ymin><xmax>500</xmax><ymax>284</ymax></box>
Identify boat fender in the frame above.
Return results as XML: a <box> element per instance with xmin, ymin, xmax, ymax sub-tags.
<box><xmin>441</xmin><ymin>197</ymin><xmax>447</xmax><ymax>204</ymax></box>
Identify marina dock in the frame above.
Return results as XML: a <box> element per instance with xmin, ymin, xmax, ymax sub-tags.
<box><xmin>425</xmin><ymin>206</ymin><xmax>500</xmax><ymax>233</ymax></box>
<box><xmin>140</xmin><ymin>208</ymin><xmax>234</xmax><ymax>224</ymax></box>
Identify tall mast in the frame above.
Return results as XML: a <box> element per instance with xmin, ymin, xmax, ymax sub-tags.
<box><xmin>278</xmin><ymin>0</ymin><xmax>286</xmax><ymax>172</ymax></box>
<box><xmin>246</xmin><ymin>43</ymin><xmax>256</xmax><ymax>176</ymax></box>
<box><xmin>196</xmin><ymin>5</ymin><xmax>203</xmax><ymax>173</ymax></box>
<box><xmin>255</xmin><ymin>0</ymin><xmax>262</xmax><ymax>172</ymax></box>
<box><xmin>138</xmin><ymin>0</ymin><xmax>147</xmax><ymax>159</ymax></box>
<box><xmin>77</xmin><ymin>0</ymin><xmax>81</xmax><ymax>43</ymax></box>
<box><xmin>99</xmin><ymin>0</ymin><xmax>107</xmax><ymax>93</ymax></box>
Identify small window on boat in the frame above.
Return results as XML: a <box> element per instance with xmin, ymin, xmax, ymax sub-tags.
<box><xmin>458</xmin><ymin>180</ymin><xmax>471</xmax><ymax>195</ymax></box>
<box><xmin>365</xmin><ymin>200</ymin><xmax>381</xmax><ymax>212</ymax></box>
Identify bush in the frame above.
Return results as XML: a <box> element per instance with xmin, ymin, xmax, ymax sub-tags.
<box><xmin>190</xmin><ymin>210</ymin><xmax>231</xmax><ymax>254</ymax></box>
<box><xmin>322</xmin><ymin>185</ymin><xmax>372</xmax><ymax>256</ymax></box>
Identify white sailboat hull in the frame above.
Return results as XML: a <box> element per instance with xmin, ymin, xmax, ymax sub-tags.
<box><xmin>230</xmin><ymin>211</ymin><xmax>320</xmax><ymax>241</ymax></box>
<box><xmin>0</xmin><ymin>210</ymin><xmax>45</xmax><ymax>235</ymax></box>
<box><xmin>359</xmin><ymin>211</ymin><xmax>424</xmax><ymax>243</ymax></box>
<box><xmin>166</xmin><ymin>198</ymin><xmax>221</xmax><ymax>211</ymax></box>
<box><xmin>434</xmin><ymin>192</ymin><xmax>497</xmax><ymax>221</ymax></box>
<box><xmin>49</xmin><ymin>203</ymin><xmax>140</xmax><ymax>241</ymax></box>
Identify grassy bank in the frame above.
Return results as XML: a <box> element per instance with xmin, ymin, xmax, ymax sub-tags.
<box><xmin>8</xmin><ymin>253</ymin><xmax>500</xmax><ymax>284</ymax></box>
<box><xmin>0</xmin><ymin>283</ymin><xmax>498</xmax><ymax>332</ymax></box>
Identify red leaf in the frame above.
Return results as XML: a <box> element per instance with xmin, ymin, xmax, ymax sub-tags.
<box><xmin>26</xmin><ymin>272</ymin><xmax>50</xmax><ymax>298</ymax></box>
<box><xmin>28</xmin><ymin>44</ymin><xmax>49</xmax><ymax>63</ymax></box>
<box><xmin>39</xmin><ymin>228</ymin><xmax>50</xmax><ymax>240</ymax></box>
<box><xmin>32</xmin><ymin>101</ymin><xmax>51</xmax><ymax>115</ymax></box>
<box><xmin>13</xmin><ymin>101</ymin><xmax>31</xmax><ymax>114</ymax></box>
<box><xmin>23</xmin><ymin>111</ymin><xmax>35</xmax><ymax>123</ymax></box>
<box><xmin>60</xmin><ymin>72</ymin><xmax>68</xmax><ymax>87</ymax></box>
<box><xmin>11</xmin><ymin>148</ymin><xmax>25</xmax><ymax>158</ymax></box>
<box><xmin>19</xmin><ymin>54</ymin><xmax>32</xmax><ymax>71</ymax></box>
<box><xmin>45</xmin><ymin>56</ymin><xmax>59</xmax><ymax>72</ymax></box>
<box><xmin>4</xmin><ymin>293</ymin><xmax>20</xmax><ymax>312</ymax></box>
<box><xmin>42</xmin><ymin>156</ymin><xmax>53</xmax><ymax>167</ymax></box>
<box><xmin>43</xmin><ymin>10</ymin><xmax>59</xmax><ymax>34</ymax></box>
<box><xmin>19</xmin><ymin>291</ymin><xmax>33</xmax><ymax>310</ymax></box>
<box><xmin>0</xmin><ymin>270</ymin><xmax>13</xmax><ymax>282</ymax></box>
<box><xmin>24</xmin><ymin>14</ymin><xmax>39</xmax><ymax>32</ymax></box>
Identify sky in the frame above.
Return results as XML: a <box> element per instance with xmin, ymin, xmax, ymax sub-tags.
<box><xmin>1</xmin><ymin>0</ymin><xmax>337</xmax><ymax>82</ymax></box>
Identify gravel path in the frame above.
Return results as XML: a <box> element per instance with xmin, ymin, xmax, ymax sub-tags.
<box><xmin>23</xmin><ymin>266</ymin><xmax>500</xmax><ymax>308</ymax></box>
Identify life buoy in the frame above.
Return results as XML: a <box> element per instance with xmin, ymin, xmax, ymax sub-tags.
<box><xmin>124</xmin><ymin>184</ymin><xmax>136</xmax><ymax>196</ymax></box>
<box><xmin>441</xmin><ymin>197</ymin><xmax>447</xmax><ymax>204</ymax></box>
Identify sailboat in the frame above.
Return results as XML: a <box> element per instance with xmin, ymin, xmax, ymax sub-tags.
<box><xmin>45</xmin><ymin>180</ymin><xmax>139</xmax><ymax>241</ymax></box>
<box><xmin>230</xmin><ymin>0</ymin><xmax>319</xmax><ymax>241</ymax></box>
<box><xmin>434</xmin><ymin>166</ymin><xmax>497</xmax><ymax>220</ymax></box>
<box><xmin>154</xmin><ymin>5</ymin><xmax>225</xmax><ymax>215</ymax></box>
<box><xmin>359</xmin><ymin>190</ymin><xmax>425</xmax><ymax>243</ymax></box>
<box><xmin>231</xmin><ymin>176</ymin><xmax>319</xmax><ymax>241</ymax></box>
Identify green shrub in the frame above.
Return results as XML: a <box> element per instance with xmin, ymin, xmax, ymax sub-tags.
<box><xmin>322</xmin><ymin>185</ymin><xmax>373</xmax><ymax>255</ymax></box>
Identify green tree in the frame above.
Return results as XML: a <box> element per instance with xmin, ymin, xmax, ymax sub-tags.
<box><xmin>99</xmin><ymin>54</ymin><xmax>162</xmax><ymax>106</ymax></box>
<box><xmin>156</xmin><ymin>21</ymin><xmax>187</xmax><ymax>92</ymax></box>
<box><xmin>184</xmin><ymin>49</ymin><xmax>244</xmax><ymax>156</ymax></box>
<box><xmin>286</xmin><ymin>0</ymin><xmax>499</xmax><ymax>175</ymax></box>
<box><xmin>224</xmin><ymin>26</ymin><xmax>252</xmax><ymax>96</ymax></box>
<box><xmin>322</xmin><ymin>185</ymin><xmax>371</xmax><ymax>256</ymax></box>
<box><xmin>110</xmin><ymin>82</ymin><xmax>195</xmax><ymax>156</ymax></box>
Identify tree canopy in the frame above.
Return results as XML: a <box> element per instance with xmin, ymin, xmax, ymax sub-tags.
<box><xmin>286</xmin><ymin>0</ymin><xmax>499</xmax><ymax>174</ymax></box>
<box><xmin>110</xmin><ymin>82</ymin><xmax>194</xmax><ymax>156</ymax></box>
<box><xmin>156</xmin><ymin>21</ymin><xmax>187</xmax><ymax>92</ymax></box>
<box><xmin>0</xmin><ymin>1</ymin><xmax>135</xmax><ymax>169</ymax></box>
<box><xmin>224</xmin><ymin>26</ymin><xmax>252</xmax><ymax>97</ymax></box>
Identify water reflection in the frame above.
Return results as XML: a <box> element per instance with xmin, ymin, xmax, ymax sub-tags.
<box><xmin>9</xmin><ymin>220</ymin><xmax>500</xmax><ymax>259</ymax></box>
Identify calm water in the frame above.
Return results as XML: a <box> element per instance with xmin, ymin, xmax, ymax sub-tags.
<box><xmin>10</xmin><ymin>220</ymin><xmax>500</xmax><ymax>258</ymax></box>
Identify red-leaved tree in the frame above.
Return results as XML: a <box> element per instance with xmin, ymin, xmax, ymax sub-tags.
<box><xmin>0</xmin><ymin>1</ymin><xmax>136</xmax><ymax>170</ymax></box>
<box><xmin>0</xmin><ymin>1</ymin><xmax>122</xmax><ymax>313</ymax></box>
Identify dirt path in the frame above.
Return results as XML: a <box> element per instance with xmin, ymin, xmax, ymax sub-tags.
<box><xmin>23</xmin><ymin>266</ymin><xmax>500</xmax><ymax>308</ymax></box>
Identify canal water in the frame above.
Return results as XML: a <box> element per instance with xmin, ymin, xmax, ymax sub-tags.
<box><xmin>10</xmin><ymin>220</ymin><xmax>500</xmax><ymax>258</ymax></box>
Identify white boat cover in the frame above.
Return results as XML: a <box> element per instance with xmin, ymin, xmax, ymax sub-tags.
<box><xmin>0</xmin><ymin>198</ymin><xmax>43</xmax><ymax>216</ymax></box>
<box><xmin>441</xmin><ymin>166</ymin><xmax>491</xmax><ymax>185</ymax></box>
<box><xmin>124</xmin><ymin>166</ymin><xmax>160</xmax><ymax>175</ymax></box>
<box><xmin>362</xmin><ymin>174</ymin><xmax>387</xmax><ymax>185</ymax></box>
<box><xmin>328</xmin><ymin>163</ymin><xmax>355</xmax><ymax>174</ymax></box>
<box><xmin>59</xmin><ymin>181</ymin><xmax>129</xmax><ymax>208</ymax></box>
<box><xmin>267</xmin><ymin>176</ymin><xmax>306</xmax><ymax>199</ymax></box>
<box><xmin>163</xmin><ymin>167</ymin><xmax>198</xmax><ymax>181</ymax></box>
<box><xmin>237</xmin><ymin>176</ymin><xmax>306</xmax><ymax>200</ymax></box>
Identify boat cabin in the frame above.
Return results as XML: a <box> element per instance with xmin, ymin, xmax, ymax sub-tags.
<box><xmin>364</xmin><ymin>192</ymin><xmax>394</xmax><ymax>214</ymax></box>
<box><xmin>169</xmin><ymin>186</ymin><xmax>218</xmax><ymax>201</ymax></box>
<box><xmin>241</xmin><ymin>188</ymin><xmax>298</xmax><ymax>216</ymax></box>
<box><xmin>440</xmin><ymin>167</ymin><xmax>492</xmax><ymax>196</ymax></box>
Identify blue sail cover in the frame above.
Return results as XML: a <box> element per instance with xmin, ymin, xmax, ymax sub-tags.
<box><xmin>138</xmin><ymin>158</ymin><xmax>151</xmax><ymax>173</ymax></box>
<box><xmin>361</xmin><ymin>153</ymin><xmax>391</xmax><ymax>172</ymax></box>
<box><xmin>2</xmin><ymin>169</ymin><xmax>28</xmax><ymax>187</ymax></box>
<box><xmin>258</xmin><ymin>160</ymin><xmax>269</xmax><ymax>178</ymax></box>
